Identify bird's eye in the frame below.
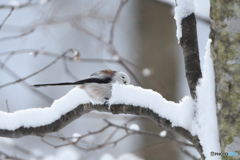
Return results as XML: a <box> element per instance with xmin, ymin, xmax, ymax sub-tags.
<box><xmin>122</xmin><ymin>76</ymin><xmax>125</xmax><ymax>79</ymax></box>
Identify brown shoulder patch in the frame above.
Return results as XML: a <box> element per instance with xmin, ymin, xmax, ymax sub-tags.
<box><xmin>90</xmin><ymin>69</ymin><xmax>116</xmax><ymax>77</ymax></box>
<box><xmin>101</xmin><ymin>69</ymin><xmax>116</xmax><ymax>77</ymax></box>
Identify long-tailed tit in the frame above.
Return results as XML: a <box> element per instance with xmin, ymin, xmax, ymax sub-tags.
<box><xmin>33</xmin><ymin>69</ymin><xmax>130</xmax><ymax>102</ymax></box>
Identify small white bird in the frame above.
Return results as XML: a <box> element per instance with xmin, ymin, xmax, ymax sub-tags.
<box><xmin>33</xmin><ymin>69</ymin><xmax>130</xmax><ymax>102</ymax></box>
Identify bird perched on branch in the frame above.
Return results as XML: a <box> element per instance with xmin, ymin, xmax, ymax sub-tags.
<box><xmin>32</xmin><ymin>69</ymin><xmax>130</xmax><ymax>102</ymax></box>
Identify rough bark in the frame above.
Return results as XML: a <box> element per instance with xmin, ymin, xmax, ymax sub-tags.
<box><xmin>180</xmin><ymin>13</ymin><xmax>202</xmax><ymax>98</ymax></box>
<box><xmin>210</xmin><ymin>0</ymin><xmax>240</xmax><ymax>159</ymax></box>
<box><xmin>179</xmin><ymin>13</ymin><xmax>204</xmax><ymax>159</ymax></box>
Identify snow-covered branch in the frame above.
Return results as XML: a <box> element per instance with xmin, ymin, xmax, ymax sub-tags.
<box><xmin>0</xmin><ymin>84</ymin><xmax>203</xmax><ymax>158</ymax></box>
<box><xmin>179</xmin><ymin>13</ymin><xmax>202</xmax><ymax>98</ymax></box>
<box><xmin>174</xmin><ymin>0</ymin><xmax>202</xmax><ymax>98</ymax></box>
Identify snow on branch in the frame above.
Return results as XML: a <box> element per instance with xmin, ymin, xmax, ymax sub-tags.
<box><xmin>0</xmin><ymin>84</ymin><xmax>203</xmax><ymax>158</ymax></box>
<box><xmin>174</xmin><ymin>0</ymin><xmax>197</xmax><ymax>41</ymax></box>
<box><xmin>0</xmin><ymin>84</ymin><xmax>193</xmax><ymax>136</ymax></box>
<box><xmin>109</xmin><ymin>84</ymin><xmax>194</xmax><ymax>130</ymax></box>
<box><xmin>174</xmin><ymin>0</ymin><xmax>202</xmax><ymax>98</ymax></box>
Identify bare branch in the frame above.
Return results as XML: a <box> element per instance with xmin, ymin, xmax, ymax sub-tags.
<box><xmin>0</xmin><ymin>49</ymin><xmax>77</xmax><ymax>89</ymax></box>
<box><xmin>0</xmin><ymin>1</ymin><xmax>47</xmax><ymax>9</ymax></box>
<box><xmin>0</xmin><ymin>60</ymin><xmax>53</xmax><ymax>103</ymax></box>
<box><xmin>108</xmin><ymin>0</ymin><xmax>129</xmax><ymax>45</ymax></box>
<box><xmin>104</xmin><ymin>119</ymin><xmax>194</xmax><ymax>147</ymax></box>
<box><xmin>0</xmin><ymin>29</ymin><xmax>35</xmax><ymax>42</ymax></box>
<box><xmin>63</xmin><ymin>58</ymin><xmax>79</xmax><ymax>80</ymax></box>
<box><xmin>5</xmin><ymin>99</ymin><xmax>10</xmax><ymax>113</ymax></box>
<box><xmin>121</xmin><ymin>57</ymin><xmax>171</xmax><ymax>99</ymax></box>
<box><xmin>69</xmin><ymin>15</ymin><xmax>143</xmax><ymax>86</ymax></box>
<box><xmin>0</xmin><ymin>103</ymin><xmax>201</xmax><ymax>158</ymax></box>
<box><xmin>1</xmin><ymin>51</ymin><xmax>17</xmax><ymax>69</ymax></box>
<box><xmin>0</xmin><ymin>7</ymin><xmax>14</xmax><ymax>30</ymax></box>
<box><xmin>0</xmin><ymin>48</ymin><xmax>170</xmax><ymax>101</ymax></box>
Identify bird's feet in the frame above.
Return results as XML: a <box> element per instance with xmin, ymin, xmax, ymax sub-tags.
<box><xmin>103</xmin><ymin>97</ymin><xmax>109</xmax><ymax>105</ymax></box>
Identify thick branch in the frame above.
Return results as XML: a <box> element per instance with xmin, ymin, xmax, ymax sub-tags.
<box><xmin>0</xmin><ymin>103</ymin><xmax>109</xmax><ymax>138</ymax></box>
<box><xmin>180</xmin><ymin>13</ymin><xmax>202</xmax><ymax>98</ymax></box>
<box><xmin>179</xmin><ymin>13</ymin><xmax>204</xmax><ymax>159</ymax></box>
<box><xmin>110</xmin><ymin>105</ymin><xmax>203</xmax><ymax>159</ymax></box>
<box><xmin>0</xmin><ymin>103</ymin><xmax>202</xmax><ymax>158</ymax></box>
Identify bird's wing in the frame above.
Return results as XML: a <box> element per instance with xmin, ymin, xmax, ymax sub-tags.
<box><xmin>90</xmin><ymin>69</ymin><xmax>116</xmax><ymax>78</ymax></box>
<box><xmin>32</xmin><ymin>77</ymin><xmax>112</xmax><ymax>87</ymax></box>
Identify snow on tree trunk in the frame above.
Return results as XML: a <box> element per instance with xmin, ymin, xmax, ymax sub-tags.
<box><xmin>210</xmin><ymin>0</ymin><xmax>240</xmax><ymax>158</ymax></box>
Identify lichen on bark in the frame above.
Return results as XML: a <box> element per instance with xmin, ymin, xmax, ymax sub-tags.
<box><xmin>210</xmin><ymin>0</ymin><xmax>240</xmax><ymax>158</ymax></box>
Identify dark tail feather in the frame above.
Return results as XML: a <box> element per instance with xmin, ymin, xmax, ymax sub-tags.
<box><xmin>32</xmin><ymin>77</ymin><xmax>112</xmax><ymax>87</ymax></box>
<box><xmin>32</xmin><ymin>82</ymin><xmax>80</xmax><ymax>87</ymax></box>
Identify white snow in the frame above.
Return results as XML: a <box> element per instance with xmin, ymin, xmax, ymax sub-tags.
<box><xmin>0</xmin><ymin>87</ymin><xmax>100</xmax><ymax>130</ymax></box>
<box><xmin>117</xmin><ymin>153</ymin><xmax>142</xmax><ymax>160</ymax></box>
<box><xmin>84</xmin><ymin>134</ymin><xmax>95</xmax><ymax>143</ymax></box>
<box><xmin>43</xmin><ymin>146</ymin><xmax>80</xmax><ymax>160</ymax></box>
<box><xmin>109</xmin><ymin>84</ymin><xmax>195</xmax><ymax>131</ymax></box>
<box><xmin>159</xmin><ymin>130</ymin><xmax>167</xmax><ymax>137</ymax></box>
<box><xmin>72</xmin><ymin>49</ymin><xmax>80</xmax><ymax>61</ymax></box>
<box><xmin>0</xmin><ymin>137</ymin><xmax>15</xmax><ymax>146</ymax></box>
<box><xmin>99</xmin><ymin>153</ymin><xmax>115</xmax><ymax>160</ymax></box>
<box><xmin>99</xmin><ymin>153</ymin><xmax>142</xmax><ymax>160</ymax></box>
<box><xmin>142</xmin><ymin>68</ymin><xmax>151</xmax><ymax>77</ymax></box>
<box><xmin>10</xmin><ymin>0</ymin><xmax>20</xmax><ymax>7</ymax></box>
<box><xmin>31</xmin><ymin>148</ymin><xmax>43</xmax><ymax>157</ymax></box>
<box><xmin>192</xmin><ymin>39</ymin><xmax>221</xmax><ymax>160</ymax></box>
<box><xmin>71</xmin><ymin>132</ymin><xmax>81</xmax><ymax>142</ymax></box>
<box><xmin>174</xmin><ymin>0</ymin><xmax>198</xmax><ymax>41</ymax></box>
<box><xmin>113</xmin><ymin>55</ymin><xmax>120</xmax><ymax>61</ymax></box>
<box><xmin>39</xmin><ymin>0</ymin><xmax>49</xmax><ymax>5</ymax></box>
<box><xmin>0</xmin><ymin>81</ymin><xmax>194</xmax><ymax>132</ymax></box>
<box><xmin>129</xmin><ymin>124</ymin><xmax>140</xmax><ymax>131</ymax></box>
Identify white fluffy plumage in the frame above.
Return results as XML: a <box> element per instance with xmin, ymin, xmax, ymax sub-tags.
<box><xmin>33</xmin><ymin>69</ymin><xmax>130</xmax><ymax>102</ymax></box>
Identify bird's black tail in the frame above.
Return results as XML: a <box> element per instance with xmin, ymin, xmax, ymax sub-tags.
<box><xmin>32</xmin><ymin>77</ymin><xmax>112</xmax><ymax>87</ymax></box>
<box><xmin>32</xmin><ymin>82</ymin><xmax>79</xmax><ymax>87</ymax></box>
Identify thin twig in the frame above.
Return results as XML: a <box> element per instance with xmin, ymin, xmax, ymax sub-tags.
<box><xmin>121</xmin><ymin>57</ymin><xmax>170</xmax><ymax>99</ymax></box>
<box><xmin>104</xmin><ymin>119</ymin><xmax>194</xmax><ymax>147</ymax></box>
<box><xmin>119</xmin><ymin>60</ymin><xmax>141</xmax><ymax>85</ymax></box>
<box><xmin>1</xmin><ymin>51</ymin><xmax>16</xmax><ymax>69</ymax></box>
<box><xmin>5</xmin><ymin>99</ymin><xmax>10</xmax><ymax>113</ymax></box>
<box><xmin>42</xmin><ymin>124</ymin><xmax>111</xmax><ymax>149</ymax></box>
<box><xmin>0</xmin><ymin>29</ymin><xmax>35</xmax><ymax>42</ymax></box>
<box><xmin>0</xmin><ymin>7</ymin><xmax>14</xmax><ymax>30</ymax></box>
<box><xmin>108</xmin><ymin>0</ymin><xmax>129</xmax><ymax>45</ymax></box>
<box><xmin>0</xmin><ymin>49</ymin><xmax>76</xmax><ymax>89</ymax></box>
<box><xmin>0</xmin><ymin>61</ymin><xmax>53</xmax><ymax>103</ymax></box>
<box><xmin>43</xmin><ymin>118</ymin><xmax>194</xmax><ymax>152</ymax></box>
<box><xmin>104</xmin><ymin>117</ymin><xmax>139</xmax><ymax>143</ymax></box>
<box><xmin>0</xmin><ymin>150</ymin><xmax>22</xmax><ymax>160</ymax></box>
<box><xmin>63</xmin><ymin>58</ymin><xmax>79</xmax><ymax>80</ymax></box>
<box><xmin>0</xmin><ymin>1</ymin><xmax>42</xmax><ymax>9</ymax></box>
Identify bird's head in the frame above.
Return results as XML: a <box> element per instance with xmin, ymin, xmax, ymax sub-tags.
<box><xmin>113</xmin><ymin>71</ymin><xmax>130</xmax><ymax>85</ymax></box>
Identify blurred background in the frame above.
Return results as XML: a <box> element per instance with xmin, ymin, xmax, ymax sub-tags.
<box><xmin>0</xmin><ymin>0</ymin><xmax>210</xmax><ymax>159</ymax></box>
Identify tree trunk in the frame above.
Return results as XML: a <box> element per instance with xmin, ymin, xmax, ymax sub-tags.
<box><xmin>210</xmin><ymin>0</ymin><xmax>240</xmax><ymax>159</ymax></box>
